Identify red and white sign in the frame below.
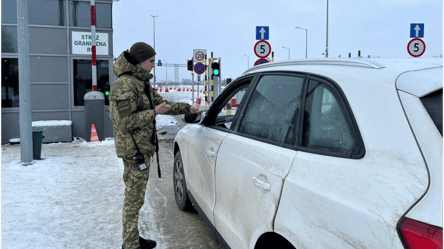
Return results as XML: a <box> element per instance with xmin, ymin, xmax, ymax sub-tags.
<box><xmin>194</xmin><ymin>62</ymin><xmax>205</xmax><ymax>75</ymax></box>
<box><xmin>193</xmin><ymin>49</ymin><xmax>206</xmax><ymax>62</ymax></box>
<box><xmin>407</xmin><ymin>38</ymin><xmax>426</xmax><ymax>57</ymax></box>
<box><xmin>254</xmin><ymin>58</ymin><xmax>270</xmax><ymax>66</ymax></box>
<box><xmin>254</xmin><ymin>40</ymin><xmax>271</xmax><ymax>58</ymax></box>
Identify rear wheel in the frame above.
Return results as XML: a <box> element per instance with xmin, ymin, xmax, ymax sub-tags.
<box><xmin>173</xmin><ymin>151</ymin><xmax>194</xmax><ymax>211</ymax></box>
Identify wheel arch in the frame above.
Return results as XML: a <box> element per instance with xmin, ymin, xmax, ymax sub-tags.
<box><xmin>254</xmin><ymin>232</ymin><xmax>296</xmax><ymax>249</ymax></box>
<box><xmin>174</xmin><ymin>142</ymin><xmax>180</xmax><ymax>157</ymax></box>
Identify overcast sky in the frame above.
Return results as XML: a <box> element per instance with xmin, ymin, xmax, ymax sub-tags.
<box><xmin>112</xmin><ymin>0</ymin><xmax>443</xmax><ymax>82</ymax></box>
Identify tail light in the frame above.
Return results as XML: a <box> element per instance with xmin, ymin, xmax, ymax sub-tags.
<box><xmin>398</xmin><ymin>218</ymin><xmax>442</xmax><ymax>249</ymax></box>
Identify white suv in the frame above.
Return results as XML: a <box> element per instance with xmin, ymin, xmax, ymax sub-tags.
<box><xmin>173</xmin><ymin>58</ymin><xmax>442</xmax><ymax>249</ymax></box>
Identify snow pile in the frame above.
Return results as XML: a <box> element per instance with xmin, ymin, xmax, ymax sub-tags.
<box><xmin>32</xmin><ymin>120</ymin><xmax>72</xmax><ymax>127</ymax></box>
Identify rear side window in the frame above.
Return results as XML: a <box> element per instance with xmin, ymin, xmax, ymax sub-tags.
<box><xmin>421</xmin><ymin>89</ymin><xmax>443</xmax><ymax>136</ymax></box>
<box><xmin>302</xmin><ymin>79</ymin><xmax>362</xmax><ymax>156</ymax></box>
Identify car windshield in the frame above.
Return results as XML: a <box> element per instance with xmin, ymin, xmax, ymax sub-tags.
<box><xmin>421</xmin><ymin>89</ymin><xmax>443</xmax><ymax>136</ymax></box>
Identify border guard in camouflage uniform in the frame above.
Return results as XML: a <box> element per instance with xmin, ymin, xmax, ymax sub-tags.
<box><xmin>110</xmin><ymin>42</ymin><xmax>200</xmax><ymax>249</ymax></box>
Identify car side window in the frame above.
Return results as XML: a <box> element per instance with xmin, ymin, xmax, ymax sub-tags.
<box><xmin>302</xmin><ymin>79</ymin><xmax>356</xmax><ymax>153</ymax></box>
<box><xmin>216</xmin><ymin>85</ymin><xmax>250</xmax><ymax>130</ymax></box>
<box><xmin>238</xmin><ymin>75</ymin><xmax>303</xmax><ymax>144</ymax></box>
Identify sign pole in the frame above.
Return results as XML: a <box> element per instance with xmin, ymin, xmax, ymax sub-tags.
<box><xmin>218</xmin><ymin>57</ymin><xmax>222</xmax><ymax>96</ymax></box>
<box><xmin>197</xmin><ymin>75</ymin><xmax>200</xmax><ymax>100</ymax></box>
<box><xmin>191</xmin><ymin>72</ymin><xmax>195</xmax><ymax>105</ymax></box>
<box><xmin>210</xmin><ymin>52</ymin><xmax>214</xmax><ymax>104</ymax></box>
<box><xmin>204</xmin><ymin>55</ymin><xmax>208</xmax><ymax>106</ymax></box>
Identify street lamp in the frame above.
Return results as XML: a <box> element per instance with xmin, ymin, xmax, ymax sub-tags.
<box><xmin>163</xmin><ymin>59</ymin><xmax>167</xmax><ymax>85</ymax></box>
<box><xmin>295</xmin><ymin>26</ymin><xmax>308</xmax><ymax>58</ymax></box>
<box><xmin>325</xmin><ymin>0</ymin><xmax>329</xmax><ymax>57</ymax></box>
<box><xmin>244</xmin><ymin>54</ymin><xmax>249</xmax><ymax>69</ymax></box>
<box><xmin>151</xmin><ymin>15</ymin><xmax>158</xmax><ymax>87</ymax></box>
<box><xmin>282</xmin><ymin>46</ymin><xmax>290</xmax><ymax>60</ymax></box>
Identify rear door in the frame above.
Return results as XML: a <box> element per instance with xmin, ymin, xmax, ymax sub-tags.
<box><xmin>396</xmin><ymin>67</ymin><xmax>443</xmax><ymax>228</ymax></box>
<box><xmin>214</xmin><ymin>74</ymin><xmax>304</xmax><ymax>249</ymax></box>
<box><xmin>275</xmin><ymin>75</ymin><xmax>429</xmax><ymax>248</ymax></box>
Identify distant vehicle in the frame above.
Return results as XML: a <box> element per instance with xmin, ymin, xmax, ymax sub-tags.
<box><xmin>173</xmin><ymin>58</ymin><xmax>442</xmax><ymax>249</ymax></box>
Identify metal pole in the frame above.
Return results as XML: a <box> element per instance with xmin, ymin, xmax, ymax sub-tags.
<box><xmin>244</xmin><ymin>54</ymin><xmax>249</xmax><ymax>69</ymax></box>
<box><xmin>197</xmin><ymin>75</ymin><xmax>199</xmax><ymax>100</ymax></box>
<box><xmin>296</xmin><ymin>27</ymin><xmax>308</xmax><ymax>58</ymax></box>
<box><xmin>163</xmin><ymin>59</ymin><xmax>167</xmax><ymax>84</ymax></box>
<box><xmin>325</xmin><ymin>0</ymin><xmax>329</xmax><ymax>58</ymax></box>
<box><xmin>210</xmin><ymin>52</ymin><xmax>214</xmax><ymax>104</ymax></box>
<box><xmin>191</xmin><ymin>72</ymin><xmax>195</xmax><ymax>105</ymax></box>
<box><xmin>17</xmin><ymin>0</ymin><xmax>33</xmax><ymax>163</ymax></box>
<box><xmin>218</xmin><ymin>57</ymin><xmax>221</xmax><ymax>96</ymax></box>
<box><xmin>151</xmin><ymin>15</ymin><xmax>158</xmax><ymax>88</ymax></box>
<box><xmin>90</xmin><ymin>0</ymin><xmax>97</xmax><ymax>91</ymax></box>
<box><xmin>282</xmin><ymin>46</ymin><xmax>290</xmax><ymax>59</ymax></box>
<box><xmin>204</xmin><ymin>54</ymin><xmax>208</xmax><ymax>106</ymax></box>
<box><xmin>306</xmin><ymin>29</ymin><xmax>308</xmax><ymax>58</ymax></box>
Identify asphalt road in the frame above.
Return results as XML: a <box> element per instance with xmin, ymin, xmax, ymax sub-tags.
<box><xmin>141</xmin><ymin>116</ymin><xmax>224</xmax><ymax>249</ymax></box>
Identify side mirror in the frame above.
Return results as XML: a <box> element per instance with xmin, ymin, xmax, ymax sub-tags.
<box><xmin>183</xmin><ymin>113</ymin><xmax>201</xmax><ymax>123</ymax></box>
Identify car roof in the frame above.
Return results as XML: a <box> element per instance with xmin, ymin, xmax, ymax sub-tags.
<box><xmin>242</xmin><ymin>58</ymin><xmax>443</xmax><ymax>91</ymax></box>
<box><xmin>396</xmin><ymin>67</ymin><xmax>442</xmax><ymax>97</ymax></box>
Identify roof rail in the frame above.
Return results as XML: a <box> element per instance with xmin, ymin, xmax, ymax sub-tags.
<box><xmin>243</xmin><ymin>58</ymin><xmax>386</xmax><ymax>74</ymax></box>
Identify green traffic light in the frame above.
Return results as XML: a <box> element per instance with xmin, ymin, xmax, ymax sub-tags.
<box><xmin>213</xmin><ymin>69</ymin><xmax>219</xmax><ymax>75</ymax></box>
<box><xmin>105</xmin><ymin>91</ymin><xmax>110</xmax><ymax>96</ymax></box>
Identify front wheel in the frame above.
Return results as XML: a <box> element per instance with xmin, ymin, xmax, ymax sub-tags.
<box><xmin>173</xmin><ymin>151</ymin><xmax>194</xmax><ymax>211</ymax></box>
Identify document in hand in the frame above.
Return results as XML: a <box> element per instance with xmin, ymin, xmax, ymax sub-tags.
<box><xmin>198</xmin><ymin>105</ymin><xmax>210</xmax><ymax>112</ymax></box>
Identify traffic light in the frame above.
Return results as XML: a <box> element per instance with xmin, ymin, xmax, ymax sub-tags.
<box><xmin>187</xmin><ymin>59</ymin><xmax>193</xmax><ymax>71</ymax></box>
<box><xmin>212</xmin><ymin>61</ymin><xmax>220</xmax><ymax>76</ymax></box>
<box><xmin>104</xmin><ymin>83</ymin><xmax>110</xmax><ymax>97</ymax></box>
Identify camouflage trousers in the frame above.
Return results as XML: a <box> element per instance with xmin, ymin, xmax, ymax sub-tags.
<box><xmin>122</xmin><ymin>157</ymin><xmax>150</xmax><ymax>249</ymax></box>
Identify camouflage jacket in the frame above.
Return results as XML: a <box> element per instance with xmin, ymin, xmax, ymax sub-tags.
<box><xmin>110</xmin><ymin>51</ymin><xmax>192</xmax><ymax>160</ymax></box>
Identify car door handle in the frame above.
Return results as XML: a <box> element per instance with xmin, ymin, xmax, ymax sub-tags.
<box><xmin>253</xmin><ymin>177</ymin><xmax>271</xmax><ymax>191</ymax></box>
<box><xmin>206</xmin><ymin>150</ymin><xmax>216</xmax><ymax>157</ymax></box>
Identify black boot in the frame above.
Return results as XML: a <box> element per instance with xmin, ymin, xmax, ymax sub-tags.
<box><xmin>139</xmin><ymin>236</ymin><xmax>157</xmax><ymax>249</ymax></box>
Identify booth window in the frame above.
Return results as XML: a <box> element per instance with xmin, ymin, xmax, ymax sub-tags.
<box><xmin>1</xmin><ymin>0</ymin><xmax>17</xmax><ymax>24</ymax></box>
<box><xmin>2</xmin><ymin>58</ymin><xmax>19</xmax><ymax>108</ymax></box>
<box><xmin>69</xmin><ymin>1</ymin><xmax>112</xmax><ymax>28</ymax></box>
<box><xmin>29</xmin><ymin>0</ymin><xmax>66</xmax><ymax>26</ymax></box>
<box><xmin>73</xmin><ymin>59</ymin><xmax>109</xmax><ymax>106</ymax></box>
<box><xmin>1</xmin><ymin>26</ymin><xmax>18</xmax><ymax>53</ymax></box>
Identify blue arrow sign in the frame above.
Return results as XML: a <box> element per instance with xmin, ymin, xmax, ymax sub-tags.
<box><xmin>256</xmin><ymin>26</ymin><xmax>269</xmax><ymax>40</ymax></box>
<box><xmin>410</xmin><ymin>23</ymin><xmax>424</xmax><ymax>38</ymax></box>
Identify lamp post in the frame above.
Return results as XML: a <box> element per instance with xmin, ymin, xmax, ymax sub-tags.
<box><xmin>244</xmin><ymin>54</ymin><xmax>249</xmax><ymax>69</ymax></box>
<box><xmin>282</xmin><ymin>46</ymin><xmax>290</xmax><ymax>60</ymax></box>
<box><xmin>163</xmin><ymin>59</ymin><xmax>167</xmax><ymax>85</ymax></box>
<box><xmin>295</xmin><ymin>26</ymin><xmax>308</xmax><ymax>58</ymax></box>
<box><xmin>151</xmin><ymin>15</ymin><xmax>158</xmax><ymax>87</ymax></box>
<box><xmin>325</xmin><ymin>0</ymin><xmax>329</xmax><ymax>57</ymax></box>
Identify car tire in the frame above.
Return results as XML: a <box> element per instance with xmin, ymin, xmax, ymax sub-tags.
<box><xmin>173</xmin><ymin>151</ymin><xmax>194</xmax><ymax>211</ymax></box>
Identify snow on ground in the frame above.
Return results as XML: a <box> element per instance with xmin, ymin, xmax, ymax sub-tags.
<box><xmin>1</xmin><ymin>91</ymin><xmax>197</xmax><ymax>249</ymax></box>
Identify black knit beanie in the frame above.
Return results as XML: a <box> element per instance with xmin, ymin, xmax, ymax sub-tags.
<box><xmin>129</xmin><ymin>42</ymin><xmax>156</xmax><ymax>64</ymax></box>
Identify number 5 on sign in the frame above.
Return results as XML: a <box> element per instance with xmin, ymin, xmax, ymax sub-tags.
<box><xmin>407</xmin><ymin>38</ymin><xmax>426</xmax><ymax>57</ymax></box>
<box><xmin>254</xmin><ymin>40</ymin><xmax>271</xmax><ymax>58</ymax></box>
